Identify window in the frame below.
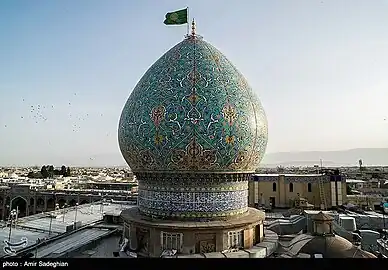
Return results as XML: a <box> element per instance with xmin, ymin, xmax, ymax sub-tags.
<box><xmin>308</xmin><ymin>183</ymin><xmax>312</xmax><ymax>192</ymax></box>
<box><xmin>272</xmin><ymin>182</ymin><xmax>277</xmax><ymax>192</ymax></box>
<box><xmin>289</xmin><ymin>183</ymin><xmax>294</xmax><ymax>192</ymax></box>
<box><xmin>161</xmin><ymin>232</ymin><xmax>183</xmax><ymax>252</ymax></box>
<box><xmin>228</xmin><ymin>230</ymin><xmax>244</xmax><ymax>249</ymax></box>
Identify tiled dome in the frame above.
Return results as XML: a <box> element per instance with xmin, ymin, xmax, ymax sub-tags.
<box><xmin>118</xmin><ymin>26</ymin><xmax>267</xmax><ymax>219</ymax></box>
<box><xmin>118</xmin><ymin>33</ymin><xmax>268</xmax><ymax>174</ymax></box>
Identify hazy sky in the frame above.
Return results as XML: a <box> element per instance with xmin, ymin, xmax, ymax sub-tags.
<box><xmin>0</xmin><ymin>0</ymin><xmax>387</xmax><ymax>166</ymax></box>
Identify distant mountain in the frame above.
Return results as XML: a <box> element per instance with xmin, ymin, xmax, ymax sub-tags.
<box><xmin>68</xmin><ymin>148</ymin><xmax>388</xmax><ymax>168</ymax></box>
<box><xmin>261</xmin><ymin>148</ymin><xmax>388</xmax><ymax>167</ymax></box>
<box><xmin>6</xmin><ymin>148</ymin><xmax>387</xmax><ymax>168</ymax></box>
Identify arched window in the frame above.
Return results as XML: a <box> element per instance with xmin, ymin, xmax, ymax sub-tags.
<box><xmin>289</xmin><ymin>183</ymin><xmax>294</xmax><ymax>192</ymax></box>
<box><xmin>308</xmin><ymin>183</ymin><xmax>312</xmax><ymax>192</ymax></box>
<box><xmin>272</xmin><ymin>182</ymin><xmax>277</xmax><ymax>192</ymax></box>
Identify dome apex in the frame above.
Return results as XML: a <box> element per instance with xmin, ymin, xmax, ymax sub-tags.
<box><xmin>191</xmin><ymin>18</ymin><xmax>196</xmax><ymax>35</ymax></box>
<box><xmin>184</xmin><ymin>18</ymin><xmax>203</xmax><ymax>41</ymax></box>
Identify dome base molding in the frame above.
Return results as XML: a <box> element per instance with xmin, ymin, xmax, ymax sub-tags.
<box><xmin>121</xmin><ymin>207</ymin><xmax>265</xmax><ymax>257</ymax></box>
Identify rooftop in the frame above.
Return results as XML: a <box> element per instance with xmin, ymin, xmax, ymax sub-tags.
<box><xmin>346</xmin><ymin>179</ymin><xmax>366</xmax><ymax>183</ymax></box>
<box><xmin>121</xmin><ymin>207</ymin><xmax>265</xmax><ymax>229</ymax></box>
<box><xmin>1</xmin><ymin>202</ymin><xmax>134</xmax><ymax>257</ymax></box>
<box><xmin>72</xmin><ymin>234</ymin><xmax>121</xmax><ymax>258</ymax></box>
<box><xmin>253</xmin><ymin>174</ymin><xmax>325</xmax><ymax>177</ymax></box>
<box><xmin>34</xmin><ymin>227</ymin><xmax>115</xmax><ymax>258</ymax></box>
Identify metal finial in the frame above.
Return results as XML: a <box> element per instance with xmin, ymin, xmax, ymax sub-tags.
<box><xmin>191</xmin><ymin>19</ymin><xmax>196</xmax><ymax>36</ymax></box>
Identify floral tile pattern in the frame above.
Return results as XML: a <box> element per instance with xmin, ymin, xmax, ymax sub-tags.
<box><xmin>138</xmin><ymin>189</ymin><xmax>248</xmax><ymax>215</ymax></box>
<box><xmin>118</xmin><ymin>35</ymin><xmax>268</xmax><ymax>173</ymax></box>
<box><xmin>252</xmin><ymin>175</ymin><xmax>342</xmax><ymax>183</ymax></box>
<box><xmin>118</xmin><ymin>34</ymin><xmax>267</xmax><ymax>219</ymax></box>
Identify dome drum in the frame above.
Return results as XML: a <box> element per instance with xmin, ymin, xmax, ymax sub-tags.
<box><xmin>136</xmin><ymin>171</ymin><xmax>250</xmax><ymax>220</ymax></box>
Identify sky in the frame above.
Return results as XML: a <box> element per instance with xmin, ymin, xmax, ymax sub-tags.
<box><xmin>0</xmin><ymin>0</ymin><xmax>387</xmax><ymax>167</ymax></box>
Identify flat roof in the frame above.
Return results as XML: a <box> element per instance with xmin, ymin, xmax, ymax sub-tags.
<box><xmin>0</xmin><ymin>227</ymin><xmax>50</xmax><ymax>257</ymax></box>
<box><xmin>82</xmin><ymin>182</ymin><xmax>134</xmax><ymax>185</ymax></box>
<box><xmin>253</xmin><ymin>174</ymin><xmax>325</xmax><ymax>177</ymax></box>
<box><xmin>338</xmin><ymin>216</ymin><xmax>355</xmax><ymax>220</ymax></box>
<box><xmin>303</xmin><ymin>210</ymin><xmax>337</xmax><ymax>215</ymax></box>
<box><xmin>0</xmin><ymin>202</ymin><xmax>134</xmax><ymax>257</ymax></box>
<box><xmin>342</xmin><ymin>210</ymin><xmax>387</xmax><ymax>219</ymax></box>
<box><xmin>18</xmin><ymin>203</ymin><xmax>134</xmax><ymax>234</ymax></box>
<box><xmin>35</xmin><ymin>228</ymin><xmax>112</xmax><ymax>258</ymax></box>
<box><xmin>72</xmin><ymin>234</ymin><xmax>120</xmax><ymax>258</ymax></box>
<box><xmin>346</xmin><ymin>179</ymin><xmax>365</xmax><ymax>183</ymax></box>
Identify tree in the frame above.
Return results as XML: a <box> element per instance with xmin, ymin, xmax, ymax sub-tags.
<box><xmin>66</xmin><ymin>167</ymin><xmax>71</xmax><ymax>177</ymax></box>
<box><xmin>358</xmin><ymin>159</ymin><xmax>367</xmax><ymax>171</ymax></box>
<box><xmin>40</xmin><ymin>166</ymin><xmax>49</xmax><ymax>179</ymax></box>
<box><xmin>60</xmin><ymin>165</ymin><xmax>66</xmax><ymax>176</ymax></box>
<box><xmin>27</xmin><ymin>172</ymin><xmax>35</xmax><ymax>178</ymax></box>
<box><xmin>48</xmin><ymin>165</ymin><xmax>54</xmax><ymax>178</ymax></box>
<box><xmin>277</xmin><ymin>166</ymin><xmax>285</xmax><ymax>173</ymax></box>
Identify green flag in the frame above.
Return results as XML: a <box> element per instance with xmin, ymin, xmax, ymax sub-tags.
<box><xmin>164</xmin><ymin>8</ymin><xmax>188</xmax><ymax>25</ymax></box>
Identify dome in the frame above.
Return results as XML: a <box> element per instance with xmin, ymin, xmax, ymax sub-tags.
<box><xmin>118</xmin><ymin>32</ymin><xmax>267</xmax><ymax>174</ymax></box>
<box><xmin>312</xmin><ymin>212</ymin><xmax>334</xmax><ymax>222</ymax></box>
<box><xmin>297</xmin><ymin>235</ymin><xmax>376</xmax><ymax>258</ymax></box>
<box><xmin>117</xmin><ymin>26</ymin><xmax>267</xmax><ymax>220</ymax></box>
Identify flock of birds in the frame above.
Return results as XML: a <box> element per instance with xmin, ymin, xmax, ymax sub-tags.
<box><xmin>2</xmin><ymin>95</ymin><xmax>388</xmax><ymax>130</ymax></box>
<box><xmin>1</xmin><ymin>93</ymin><xmax>115</xmax><ymax>165</ymax></box>
<box><xmin>2</xmin><ymin>93</ymin><xmax>110</xmax><ymax>136</ymax></box>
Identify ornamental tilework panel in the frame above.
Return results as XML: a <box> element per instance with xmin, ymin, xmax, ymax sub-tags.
<box><xmin>118</xmin><ymin>35</ymin><xmax>268</xmax><ymax>173</ymax></box>
<box><xmin>138</xmin><ymin>189</ymin><xmax>248</xmax><ymax>218</ymax></box>
<box><xmin>136</xmin><ymin>172</ymin><xmax>251</xmax><ymax>187</ymax></box>
<box><xmin>252</xmin><ymin>175</ymin><xmax>331</xmax><ymax>183</ymax></box>
<box><xmin>139</xmin><ymin>183</ymin><xmax>247</xmax><ymax>192</ymax></box>
<box><xmin>252</xmin><ymin>176</ymin><xmax>279</xmax><ymax>182</ymax></box>
<box><xmin>284</xmin><ymin>175</ymin><xmax>330</xmax><ymax>184</ymax></box>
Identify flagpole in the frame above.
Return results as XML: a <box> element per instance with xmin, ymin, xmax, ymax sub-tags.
<box><xmin>186</xmin><ymin>7</ymin><xmax>190</xmax><ymax>35</ymax></box>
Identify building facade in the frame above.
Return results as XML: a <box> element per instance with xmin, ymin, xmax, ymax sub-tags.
<box><xmin>0</xmin><ymin>185</ymin><xmax>137</xmax><ymax>220</ymax></box>
<box><xmin>248</xmin><ymin>174</ymin><xmax>347</xmax><ymax>209</ymax></box>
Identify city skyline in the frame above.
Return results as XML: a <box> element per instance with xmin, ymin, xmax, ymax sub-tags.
<box><xmin>1</xmin><ymin>0</ymin><xmax>388</xmax><ymax>166</ymax></box>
